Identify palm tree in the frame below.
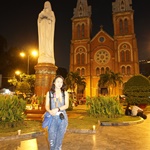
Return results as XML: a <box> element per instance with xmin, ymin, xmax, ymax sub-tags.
<box><xmin>76</xmin><ymin>76</ymin><xmax>86</xmax><ymax>98</ymax></box>
<box><xmin>65</xmin><ymin>72</ymin><xmax>79</xmax><ymax>93</ymax></box>
<box><xmin>98</xmin><ymin>70</ymin><xmax>123</xmax><ymax>95</ymax></box>
<box><xmin>65</xmin><ymin>72</ymin><xmax>86</xmax><ymax>99</ymax></box>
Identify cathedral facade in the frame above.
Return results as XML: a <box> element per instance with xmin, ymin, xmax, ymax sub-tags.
<box><xmin>69</xmin><ymin>0</ymin><xmax>139</xmax><ymax>97</ymax></box>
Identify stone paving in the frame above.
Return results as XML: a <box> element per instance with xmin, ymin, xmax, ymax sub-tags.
<box><xmin>0</xmin><ymin>106</ymin><xmax>150</xmax><ymax>150</ymax></box>
<box><xmin>63</xmin><ymin>114</ymin><xmax>150</xmax><ymax>150</ymax></box>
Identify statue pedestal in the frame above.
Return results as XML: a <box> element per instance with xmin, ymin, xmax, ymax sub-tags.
<box><xmin>25</xmin><ymin>108</ymin><xmax>45</xmax><ymax>120</ymax></box>
<box><xmin>34</xmin><ymin>63</ymin><xmax>57</xmax><ymax>97</ymax></box>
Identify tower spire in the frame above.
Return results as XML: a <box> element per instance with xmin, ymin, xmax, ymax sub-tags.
<box><xmin>112</xmin><ymin>0</ymin><xmax>132</xmax><ymax>13</ymax></box>
<box><xmin>72</xmin><ymin>0</ymin><xmax>91</xmax><ymax>19</ymax></box>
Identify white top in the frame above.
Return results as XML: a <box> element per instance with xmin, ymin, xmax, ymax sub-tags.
<box><xmin>131</xmin><ymin>105</ymin><xmax>143</xmax><ymax>116</ymax></box>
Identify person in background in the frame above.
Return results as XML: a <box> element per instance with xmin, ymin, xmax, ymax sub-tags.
<box><xmin>125</xmin><ymin>103</ymin><xmax>131</xmax><ymax>116</ymax></box>
<box><xmin>45</xmin><ymin>75</ymin><xmax>69</xmax><ymax>150</ymax></box>
<box><xmin>131</xmin><ymin>104</ymin><xmax>147</xmax><ymax>119</ymax></box>
<box><xmin>31</xmin><ymin>94</ymin><xmax>37</xmax><ymax>104</ymax></box>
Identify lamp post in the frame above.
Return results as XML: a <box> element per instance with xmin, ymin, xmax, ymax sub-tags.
<box><xmin>27</xmin><ymin>55</ymin><xmax>30</xmax><ymax>75</ymax></box>
<box><xmin>20</xmin><ymin>50</ymin><xmax>38</xmax><ymax>74</ymax></box>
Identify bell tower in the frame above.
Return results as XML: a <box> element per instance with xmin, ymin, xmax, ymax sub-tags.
<box><xmin>70</xmin><ymin>0</ymin><xmax>92</xmax><ymax>96</ymax></box>
<box><xmin>112</xmin><ymin>0</ymin><xmax>139</xmax><ymax>82</ymax></box>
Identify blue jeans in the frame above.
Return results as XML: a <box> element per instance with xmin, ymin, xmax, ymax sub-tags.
<box><xmin>48</xmin><ymin>113</ymin><xmax>68</xmax><ymax>150</ymax></box>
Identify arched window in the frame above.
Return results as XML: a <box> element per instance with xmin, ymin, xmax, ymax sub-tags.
<box><xmin>76</xmin><ymin>54</ymin><xmax>80</xmax><ymax>64</ymax></box>
<box><xmin>127</xmin><ymin>66</ymin><xmax>131</xmax><ymax>75</ymax></box>
<box><xmin>126</xmin><ymin>50</ymin><xmax>130</xmax><ymax>62</ymax></box>
<box><xmin>106</xmin><ymin>67</ymin><xmax>109</xmax><ymax>72</ymax></box>
<box><xmin>124</xmin><ymin>19</ymin><xmax>128</xmax><ymax>34</ymax></box>
<box><xmin>101</xmin><ymin>67</ymin><xmax>104</xmax><ymax>74</ymax></box>
<box><xmin>81</xmin><ymin>24</ymin><xmax>85</xmax><ymax>38</ymax></box>
<box><xmin>77</xmin><ymin>68</ymin><xmax>80</xmax><ymax>75</ymax></box>
<box><xmin>81</xmin><ymin>68</ymin><xmax>85</xmax><ymax>76</ymax></box>
<box><xmin>96</xmin><ymin>67</ymin><xmax>100</xmax><ymax>76</ymax></box>
<box><xmin>119</xmin><ymin>19</ymin><xmax>123</xmax><ymax>34</ymax></box>
<box><xmin>77</xmin><ymin>24</ymin><xmax>80</xmax><ymax>39</ymax></box>
<box><xmin>121</xmin><ymin>51</ymin><xmax>125</xmax><ymax>62</ymax></box>
<box><xmin>121</xmin><ymin>66</ymin><xmax>125</xmax><ymax>74</ymax></box>
<box><xmin>81</xmin><ymin>53</ymin><xmax>85</xmax><ymax>64</ymax></box>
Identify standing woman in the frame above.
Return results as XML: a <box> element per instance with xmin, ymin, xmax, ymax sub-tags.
<box><xmin>45</xmin><ymin>75</ymin><xmax>69</xmax><ymax>150</ymax></box>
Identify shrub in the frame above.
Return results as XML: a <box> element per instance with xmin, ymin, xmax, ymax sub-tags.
<box><xmin>123</xmin><ymin>75</ymin><xmax>150</xmax><ymax>105</ymax></box>
<box><xmin>86</xmin><ymin>96</ymin><xmax>123</xmax><ymax>118</ymax></box>
<box><xmin>0</xmin><ymin>95</ymin><xmax>26</xmax><ymax>127</ymax></box>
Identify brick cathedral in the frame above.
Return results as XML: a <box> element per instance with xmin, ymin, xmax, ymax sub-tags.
<box><xmin>69</xmin><ymin>0</ymin><xmax>139</xmax><ymax>97</ymax></box>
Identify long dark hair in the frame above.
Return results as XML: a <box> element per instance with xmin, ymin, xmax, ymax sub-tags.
<box><xmin>50</xmin><ymin>75</ymin><xmax>66</xmax><ymax>93</ymax></box>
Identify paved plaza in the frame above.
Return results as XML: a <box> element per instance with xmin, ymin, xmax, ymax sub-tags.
<box><xmin>0</xmin><ymin>113</ymin><xmax>150</xmax><ymax>150</ymax></box>
<box><xmin>0</xmin><ymin>105</ymin><xmax>150</xmax><ymax>150</ymax></box>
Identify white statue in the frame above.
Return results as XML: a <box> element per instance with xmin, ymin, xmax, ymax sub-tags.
<box><xmin>38</xmin><ymin>1</ymin><xmax>55</xmax><ymax>64</ymax></box>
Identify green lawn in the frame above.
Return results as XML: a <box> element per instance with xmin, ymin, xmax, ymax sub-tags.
<box><xmin>0</xmin><ymin>115</ymin><xmax>141</xmax><ymax>137</ymax></box>
<box><xmin>0</xmin><ymin>105</ymin><xmax>149</xmax><ymax>137</ymax></box>
<box><xmin>67</xmin><ymin>109</ymin><xmax>141</xmax><ymax>129</ymax></box>
<box><xmin>0</xmin><ymin>120</ymin><xmax>42</xmax><ymax>137</ymax></box>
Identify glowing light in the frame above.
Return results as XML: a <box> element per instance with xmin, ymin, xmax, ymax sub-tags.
<box><xmin>15</xmin><ymin>70</ymin><xmax>21</xmax><ymax>75</ymax></box>
<box><xmin>19</xmin><ymin>49</ymin><xmax>38</xmax><ymax>74</ymax></box>
<box><xmin>93</xmin><ymin>125</ymin><xmax>96</xmax><ymax>130</ymax></box>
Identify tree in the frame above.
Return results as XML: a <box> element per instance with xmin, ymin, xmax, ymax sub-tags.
<box><xmin>0</xmin><ymin>35</ymin><xmax>7</xmax><ymax>51</ymax></box>
<box><xmin>6</xmin><ymin>47</ymin><xmax>26</xmax><ymax>74</ymax></box>
<box><xmin>20</xmin><ymin>73</ymin><xmax>35</xmax><ymax>93</ymax></box>
<box><xmin>65</xmin><ymin>72</ymin><xmax>86</xmax><ymax>99</ymax></box>
<box><xmin>16</xmin><ymin>82</ymin><xmax>31</xmax><ymax>94</ymax></box>
<box><xmin>98</xmin><ymin>70</ymin><xmax>123</xmax><ymax>95</ymax></box>
<box><xmin>8</xmin><ymin>73</ymin><xmax>35</xmax><ymax>93</ymax></box>
<box><xmin>0</xmin><ymin>46</ymin><xmax>27</xmax><ymax>88</ymax></box>
<box><xmin>0</xmin><ymin>35</ymin><xmax>7</xmax><ymax>74</ymax></box>
<box><xmin>65</xmin><ymin>72</ymin><xmax>79</xmax><ymax>93</ymax></box>
<box><xmin>123</xmin><ymin>74</ymin><xmax>150</xmax><ymax>105</ymax></box>
<box><xmin>76</xmin><ymin>76</ymin><xmax>86</xmax><ymax>98</ymax></box>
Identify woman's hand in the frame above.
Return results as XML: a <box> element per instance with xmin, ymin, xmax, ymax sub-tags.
<box><xmin>50</xmin><ymin>108</ymin><xmax>58</xmax><ymax>116</ymax></box>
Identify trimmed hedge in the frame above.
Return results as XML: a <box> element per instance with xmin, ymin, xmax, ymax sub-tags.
<box><xmin>123</xmin><ymin>75</ymin><xmax>150</xmax><ymax>105</ymax></box>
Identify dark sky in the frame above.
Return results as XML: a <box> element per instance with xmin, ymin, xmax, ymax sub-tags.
<box><xmin>0</xmin><ymin>0</ymin><xmax>150</xmax><ymax>70</ymax></box>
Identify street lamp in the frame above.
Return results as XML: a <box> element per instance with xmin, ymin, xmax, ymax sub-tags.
<box><xmin>15</xmin><ymin>70</ymin><xmax>21</xmax><ymax>81</ymax></box>
<box><xmin>15</xmin><ymin>70</ymin><xmax>21</xmax><ymax>76</ymax></box>
<box><xmin>20</xmin><ymin>50</ymin><xmax>38</xmax><ymax>74</ymax></box>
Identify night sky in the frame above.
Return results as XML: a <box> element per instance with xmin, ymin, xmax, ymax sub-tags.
<box><xmin>0</xmin><ymin>0</ymin><xmax>150</xmax><ymax>71</ymax></box>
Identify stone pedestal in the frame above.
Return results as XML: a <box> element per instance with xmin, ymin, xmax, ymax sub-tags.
<box><xmin>25</xmin><ymin>109</ymin><xmax>46</xmax><ymax>120</ymax></box>
<box><xmin>34</xmin><ymin>63</ymin><xmax>57</xmax><ymax>97</ymax></box>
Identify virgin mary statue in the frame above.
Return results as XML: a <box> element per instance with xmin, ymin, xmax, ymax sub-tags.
<box><xmin>37</xmin><ymin>1</ymin><xmax>55</xmax><ymax>64</ymax></box>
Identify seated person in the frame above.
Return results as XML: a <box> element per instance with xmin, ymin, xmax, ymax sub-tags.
<box><xmin>131</xmin><ymin>104</ymin><xmax>147</xmax><ymax>119</ymax></box>
<box><xmin>31</xmin><ymin>94</ymin><xmax>37</xmax><ymax>104</ymax></box>
<box><xmin>125</xmin><ymin>104</ymin><xmax>131</xmax><ymax>116</ymax></box>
